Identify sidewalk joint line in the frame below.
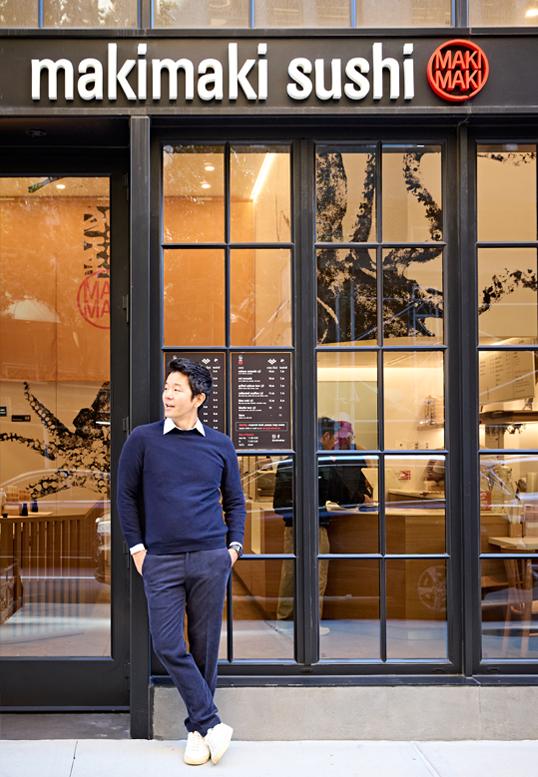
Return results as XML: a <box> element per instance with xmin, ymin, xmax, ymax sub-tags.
<box><xmin>412</xmin><ymin>743</ymin><xmax>443</xmax><ymax>777</ymax></box>
<box><xmin>68</xmin><ymin>740</ymin><xmax>78</xmax><ymax>777</ymax></box>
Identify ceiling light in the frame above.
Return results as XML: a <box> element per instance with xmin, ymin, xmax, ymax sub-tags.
<box><xmin>204</xmin><ymin>163</ymin><xmax>215</xmax><ymax>172</ymax></box>
<box><xmin>55</xmin><ymin>183</ymin><xmax>66</xmax><ymax>190</ymax></box>
<box><xmin>525</xmin><ymin>3</ymin><xmax>538</xmax><ymax>18</ymax></box>
<box><xmin>201</xmin><ymin>182</ymin><xmax>211</xmax><ymax>190</ymax></box>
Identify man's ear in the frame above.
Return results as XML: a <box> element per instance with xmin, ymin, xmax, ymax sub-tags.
<box><xmin>195</xmin><ymin>392</ymin><xmax>206</xmax><ymax>408</ymax></box>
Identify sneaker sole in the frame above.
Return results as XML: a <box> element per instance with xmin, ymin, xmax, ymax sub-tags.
<box><xmin>209</xmin><ymin>733</ymin><xmax>233</xmax><ymax>764</ymax></box>
<box><xmin>184</xmin><ymin>753</ymin><xmax>210</xmax><ymax>766</ymax></box>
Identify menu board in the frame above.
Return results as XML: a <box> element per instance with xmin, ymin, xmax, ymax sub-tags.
<box><xmin>165</xmin><ymin>352</ymin><xmax>226</xmax><ymax>433</ymax></box>
<box><xmin>479</xmin><ymin>350</ymin><xmax>535</xmax><ymax>404</ymax></box>
<box><xmin>231</xmin><ymin>352</ymin><xmax>292</xmax><ymax>449</ymax></box>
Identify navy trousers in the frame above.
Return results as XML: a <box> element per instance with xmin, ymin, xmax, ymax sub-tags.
<box><xmin>142</xmin><ymin>547</ymin><xmax>232</xmax><ymax>735</ymax></box>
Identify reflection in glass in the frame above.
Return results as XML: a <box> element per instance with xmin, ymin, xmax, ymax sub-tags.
<box><xmin>230</xmin><ymin>146</ymin><xmax>291</xmax><ymax>244</ymax></box>
<box><xmin>478</xmin><ymin>249</ymin><xmax>538</xmax><ymax>345</ymax></box>
<box><xmin>479</xmin><ymin>454</ymin><xmax>538</xmax><ymax>541</ymax></box>
<box><xmin>382</xmin><ymin>145</ymin><xmax>443</xmax><ymax>243</ymax></box>
<box><xmin>383</xmin><ymin>247</ymin><xmax>443</xmax><ymax>345</ymax></box>
<box><xmin>0</xmin><ymin>178</ymin><xmax>111</xmax><ymax>657</ymax></box>
<box><xmin>357</xmin><ymin>0</ymin><xmax>451</xmax><ymax>26</ymax></box>
<box><xmin>256</xmin><ymin>0</ymin><xmax>350</xmax><ymax>26</ymax></box>
<box><xmin>385</xmin><ymin>456</ymin><xmax>446</xmax><ymax>554</ymax></box>
<box><xmin>231</xmin><ymin>249</ymin><xmax>292</xmax><ymax>346</ymax></box>
<box><xmin>386</xmin><ymin>560</ymin><xmax>447</xmax><ymax>659</ymax></box>
<box><xmin>317</xmin><ymin>249</ymin><xmax>377</xmax><ymax>346</ymax></box>
<box><xmin>319</xmin><ymin>560</ymin><xmax>380</xmax><ymax>659</ymax></box>
<box><xmin>0</xmin><ymin>0</ymin><xmax>36</xmax><ymax>26</ymax></box>
<box><xmin>479</xmin><ymin>351</ymin><xmax>538</xmax><ymax>449</ymax></box>
<box><xmin>315</xmin><ymin>454</ymin><xmax>378</xmax><ymax>554</ymax></box>
<box><xmin>481</xmin><ymin>559</ymin><xmax>538</xmax><ymax>659</ymax></box>
<box><xmin>477</xmin><ymin>145</ymin><xmax>536</xmax><ymax>242</ymax></box>
<box><xmin>239</xmin><ymin>454</ymin><xmax>294</xmax><ymax>555</ymax></box>
<box><xmin>316</xmin><ymin>146</ymin><xmax>376</xmax><ymax>243</ymax></box>
<box><xmin>232</xmin><ymin>560</ymin><xmax>294</xmax><ymax>659</ymax></box>
<box><xmin>471</xmin><ymin>1</ymin><xmax>538</xmax><ymax>26</ymax></box>
<box><xmin>44</xmin><ymin>0</ymin><xmax>137</xmax><ymax>26</ymax></box>
<box><xmin>317</xmin><ymin>351</ymin><xmax>378</xmax><ymax>451</ymax></box>
<box><xmin>154</xmin><ymin>0</ymin><xmax>249</xmax><ymax>27</ymax></box>
<box><xmin>163</xmin><ymin>249</ymin><xmax>225</xmax><ymax>345</ymax></box>
<box><xmin>163</xmin><ymin>146</ymin><xmax>224</xmax><ymax>244</ymax></box>
<box><xmin>383</xmin><ymin>351</ymin><xmax>444</xmax><ymax>451</ymax></box>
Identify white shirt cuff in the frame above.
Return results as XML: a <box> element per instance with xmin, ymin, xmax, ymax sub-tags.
<box><xmin>130</xmin><ymin>543</ymin><xmax>146</xmax><ymax>555</ymax></box>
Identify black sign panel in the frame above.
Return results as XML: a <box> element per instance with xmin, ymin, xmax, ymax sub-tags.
<box><xmin>231</xmin><ymin>352</ymin><xmax>292</xmax><ymax>449</ymax></box>
<box><xmin>0</xmin><ymin>406</ymin><xmax>6</xmax><ymax>417</ymax></box>
<box><xmin>11</xmin><ymin>414</ymin><xmax>31</xmax><ymax>422</ymax></box>
<box><xmin>2</xmin><ymin>36</ymin><xmax>537</xmax><ymax>114</ymax></box>
<box><xmin>166</xmin><ymin>352</ymin><xmax>226</xmax><ymax>433</ymax></box>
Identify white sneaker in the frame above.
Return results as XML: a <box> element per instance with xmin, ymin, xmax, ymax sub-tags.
<box><xmin>184</xmin><ymin>731</ymin><xmax>210</xmax><ymax>766</ymax></box>
<box><xmin>204</xmin><ymin>722</ymin><xmax>233</xmax><ymax>764</ymax></box>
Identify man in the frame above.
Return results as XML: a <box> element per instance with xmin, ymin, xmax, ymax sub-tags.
<box><xmin>117</xmin><ymin>357</ymin><xmax>246</xmax><ymax>766</ymax></box>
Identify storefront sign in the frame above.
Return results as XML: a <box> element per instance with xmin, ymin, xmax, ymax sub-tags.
<box><xmin>1</xmin><ymin>35</ymin><xmax>537</xmax><ymax>113</ymax></box>
<box><xmin>231</xmin><ymin>352</ymin><xmax>292</xmax><ymax>450</ymax></box>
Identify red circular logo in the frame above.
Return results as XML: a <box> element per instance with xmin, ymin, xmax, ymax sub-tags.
<box><xmin>427</xmin><ymin>39</ymin><xmax>489</xmax><ymax>103</ymax></box>
<box><xmin>77</xmin><ymin>271</ymin><xmax>110</xmax><ymax>329</ymax></box>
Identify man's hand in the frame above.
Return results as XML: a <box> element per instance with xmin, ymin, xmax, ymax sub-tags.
<box><xmin>228</xmin><ymin>548</ymin><xmax>239</xmax><ymax>567</ymax></box>
<box><xmin>132</xmin><ymin>549</ymin><xmax>147</xmax><ymax>575</ymax></box>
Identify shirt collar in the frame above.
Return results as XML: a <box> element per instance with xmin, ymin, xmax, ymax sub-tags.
<box><xmin>163</xmin><ymin>417</ymin><xmax>206</xmax><ymax>436</ymax></box>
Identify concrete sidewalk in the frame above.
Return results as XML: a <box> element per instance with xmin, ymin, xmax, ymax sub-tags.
<box><xmin>2</xmin><ymin>739</ymin><xmax>538</xmax><ymax>777</ymax></box>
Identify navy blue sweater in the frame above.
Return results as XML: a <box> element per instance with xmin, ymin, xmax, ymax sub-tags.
<box><xmin>117</xmin><ymin>420</ymin><xmax>246</xmax><ymax>554</ymax></box>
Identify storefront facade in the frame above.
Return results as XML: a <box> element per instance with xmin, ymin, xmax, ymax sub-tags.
<box><xmin>1</xmin><ymin>1</ymin><xmax>538</xmax><ymax>738</ymax></box>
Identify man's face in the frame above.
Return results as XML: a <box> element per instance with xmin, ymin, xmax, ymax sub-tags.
<box><xmin>320</xmin><ymin>431</ymin><xmax>337</xmax><ymax>450</ymax></box>
<box><xmin>162</xmin><ymin>371</ymin><xmax>203</xmax><ymax>423</ymax></box>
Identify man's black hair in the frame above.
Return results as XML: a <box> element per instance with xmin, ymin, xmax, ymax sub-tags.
<box><xmin>317</xmin><ymin>416</ymin><xmax>338</xmax><ymax>440</ymax></box>
<box><xmin>166</xmin><ymin>357</ymin><xmax>213</xmax><ymax>408</ymax></box>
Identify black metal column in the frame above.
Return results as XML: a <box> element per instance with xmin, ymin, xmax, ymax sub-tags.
<box><xmin>129</xmin><ymin>115</ymin><xmax>152</xmax><ymax>738</ymax></box>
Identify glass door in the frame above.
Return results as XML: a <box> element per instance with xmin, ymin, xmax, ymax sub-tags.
<box><xmin>0</xmin><ymin>165</ymin><xmax>129</xmax><ymax>706</ymax></box>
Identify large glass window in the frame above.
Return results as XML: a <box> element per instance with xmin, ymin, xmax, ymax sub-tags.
<box><xmin>477</xmin><ymin>144</ymin><xmax>538</xmax><ymax>661</ymax></box>
<box><xmin>315</xmin><ymin>142</ymin><xmax>448</xmax><ymax>661</ymax></box>
<box><xmin>162</xmin><ymin>144</ymin><xmax>294</xmax><ymax>663</ymax></box>
<box><xmin>0</xmin><ymin>177</ymin><xmax>111</xmax><ymax>657</ymax></box>
<box><xmin>470</xmin><ymin>1</ymin><xmax>538</xmax><ymax>26</ymax></box>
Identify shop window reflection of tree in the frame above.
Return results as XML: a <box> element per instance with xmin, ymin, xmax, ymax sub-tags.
<box><xmin>316</xmin><ymin>150</ymin><xmax>444</xmax><ymax>344</ymax></box>
<box><xmin>44</xmin><ymin>0</ymin><xmax>132</xmax><ymax>26</ymax></box>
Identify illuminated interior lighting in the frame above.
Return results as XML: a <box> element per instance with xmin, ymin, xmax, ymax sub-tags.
<box><xmin>204</xmin><ymin>163</ymin><xmax>215</xmax><ymax>172</ymax></box>
<box><xmin>525</xmin><ymin>5</ymin><xmax>538</xmax><ymax>18</ymax></box>
<box><xmin>251</xmin><ymin>153</ymin><xmax>276</xmax><ymax>202</ymax></box>
<box><xmin>55</xmin><ymin>183</ymin><xmax>66</xmax><ymax>190</ymax></box>
<box><xmin>201</xmin><ymin>182</ymin><xmax>211</xmax><ymax>190</ymax></box>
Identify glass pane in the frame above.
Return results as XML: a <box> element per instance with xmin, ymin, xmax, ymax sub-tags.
<box><xmin>317</xmin><ymin>455</ymin><xmax>378</xmax><ymax>554</ymax></box>
<box><xmin>230</xmin><ymin>146</ymin><xmax>291</xmax><ymax>243</ymax></box>
<box><xmin>357</xmin><ymin>0</ymin><xmax>451</xmax><ymax>26</ymax></box>
<box><xmin>163</xmin><ymin>146</ymin><xmax>224</xmax><ymax>244</ymax></box>
<box><xmin>317</xmin><ymin>249</ymin><xmax>377</xmax><ymax>346</ymax></box>
<box><xmin>255</xmin><ymin>0</ymin><xmax>350</xmax><ymax>26</ymax></box>
<box><xmin>0</xmin><ymin>178</ymin><xmax>111</xmax><ymax>657</ymax></box>
<box><xmin>477</xmin><ymin>146</ymin><xmax>536</xmax><ymax>242</ymax></box>
<box><xmin>471</xmin><ymin>1</ymin><xmax>538</xmax><ymax>26</ymax></box>
<box><xmin>320</xmin><ymin>560</ymin><xmax>380</xmax><ymax>659</ymax></box>
<box><xmin>240</xmin><ymin>454</ymin><xmax>294</xmax><ymax>555</ymax></box>
<box><xmin>479</xmin><ymin>454</ymin><xmax>538</xmax><ymax>541</ymax></box>
<box><xmin>0</xmin><ymin>0</ymin><xmax>36</xmax><ymax>26</ymax></box>
<box><xmin>385</xmin><ymin>456</ymin><xmax>446</xmax><ymax>554</ymax></box>
<box><xmin>479</xmin><ymin>351</ymin><xmax>538</xmax><ymax>449</ymax></box>
<box><xmin>232</xmin><ymin>559</ymin><xmax>294</xmax><ymax>659</ymax></box>
<box><xmin>384</xmin><ymin>351</ymin><xmax>445</xmax><ymax>451</ymax></box>
<box><xmin>386</xmin><ymin>559</ymin><xmax>448</xmax><ymax>659</ymax></box>
<box><xmin>230</xmin><ymin>249</ymin><xmax>292</xmax><ymax>346</ymax></box>
<box><xmin>44</xmin><ymin>0</ymin><xmax>137</xmax><ymax>26</ymax></box>
<box><xmin>154</xmin><ymin>0</ymin><xmax>249</xmax><ymax>27</ymax></box>
<box><xmin>316</xmin><ymin>146</ymin><xmax>376</xmax><ymax>243</ymax></box>
<box><xmin>382</xmin><ymin>145</ymin><xmax>443</xmax><ymax>244</ymax></box>
<box><xmin>481</xmin><ymin>558</ymin><xmax>538</xmax><ymax>659</ymax></box>
<box><xmin>163</xmin><ymin>249</ymin><xmax>225</xmax><ymax>346</ymax></box>
<box><xmin>383</xmin><ymin>247</ymin><xmax>443</xmax><ymax>345</ymax></box>
<box><xmin>478</xmin><ymin>249</ymin><xmax>538</xmax><ymax>345</ymax></box>
<box><xmin>317</xmin><ymin>351</ymin><xmax>378</xmax><ymax>451</ymax></box>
